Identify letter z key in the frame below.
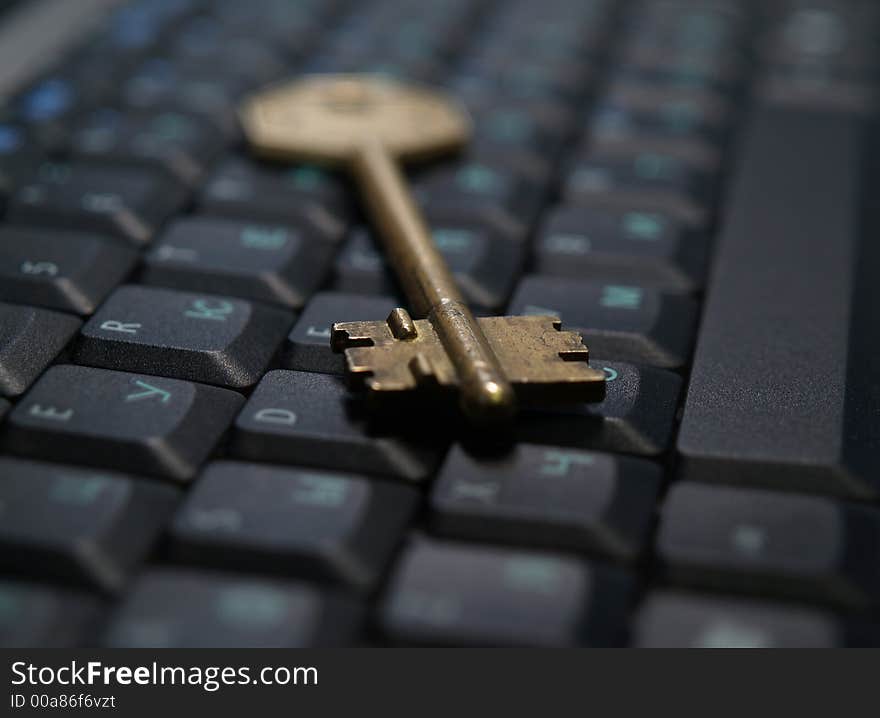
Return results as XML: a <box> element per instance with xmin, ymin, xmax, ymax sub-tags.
<box><xmin>241</xmin><ymin>76</ymin><xmax>605</xmax><ymax>424</ymax></box>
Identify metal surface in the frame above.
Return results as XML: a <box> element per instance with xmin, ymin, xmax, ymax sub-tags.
<box><xmin>241</xmin><ymin>76</ymin><xmax>605</xmax><ymax>423</ymax></box>
<box><xmin>240</xmin><ymin>74</ymin><xmax>470</xmax><ymax>164</ymax></box>
<box><xmin>333</xmin><ymin>310</ymin><xmax>606</xmax><ymax>405</ymax></box>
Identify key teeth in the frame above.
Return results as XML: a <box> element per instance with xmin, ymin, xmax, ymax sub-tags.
<box><xmin>559</xmin><ymin>348</ymin><xmax>591</xmax><ymax>363</ymax></box>
<box><xmin>539</xmin><ymin>317</ymin><xmax>591</xmax><ymax>356</ymax></box>
<box><xmin>331</xmin><ymin>322</ymin><xmax>376</xmax><ymax>352</ymax></box>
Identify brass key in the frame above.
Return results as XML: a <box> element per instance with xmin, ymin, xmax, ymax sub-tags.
<box><xmin>241</xmin><ymin>75</ymin><xmax>605</xmax><ymax>424</ymax></box>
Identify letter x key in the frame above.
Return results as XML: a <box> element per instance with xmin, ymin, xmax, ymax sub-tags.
<box><xmin>241</xmin><ymin>76</ymin><xmax>605</xmax><ymax>425</ymax></box>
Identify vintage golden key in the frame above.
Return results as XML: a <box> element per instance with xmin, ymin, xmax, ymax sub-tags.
<box><xmin>240</xmin><ymin>75</ymin><xmax>605</xmax><ymax>424</ymax></box>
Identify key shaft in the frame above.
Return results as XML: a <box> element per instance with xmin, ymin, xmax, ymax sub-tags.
<box><xmin>352</xmin><ymin>140</ymin><xmax>515</xmax><ymax>423</ymax></box>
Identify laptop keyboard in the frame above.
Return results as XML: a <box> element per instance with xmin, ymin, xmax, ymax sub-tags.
<box><xmin>1</xmin><ymin>0</ymin><xmax>879</xmax><ymax>647</ymax></box>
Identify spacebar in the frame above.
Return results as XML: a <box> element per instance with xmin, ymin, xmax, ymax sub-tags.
<box><xmin>677</xmin><ymin>106</ymin><xmax>880</xmax><ymax>500</ymax></box>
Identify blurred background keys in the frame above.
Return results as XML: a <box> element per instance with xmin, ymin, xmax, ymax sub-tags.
<box><xmin>332</xmin><ymin>225</ymin><xmax>525</xmax><ymax>313</ymax></box>
<box><xmin>7</xmin><ymin>161</ymin><xmax>188</xmax><ymax>246</ymax></box>
<box><xmin>70</xmin><ymin>109</ymin><xmax>226</xmax><ymax>186</ymax></box>
<box><xmin>200</xmin><ymin>158</ymin><xmax>351</xmax><ymax>232</ymax></box>
<box><xmin>533</xmin><ymin>206</ymin><xmax>708</xmax><ymax>292</ymax></box>
<box><xmin>103</xmin><ymin>568</ymin><xmax>361</xmax><ymax>648</ymax></box>
<box><xmin>0</xmin><ymin>458</ymin><xmax>178</xmax><ymax>593</ymax></box>
<box><xmin>0</xmin><ymin>580</ymin><xmax>102</xmax><ymax>648</ymax></box>
<box><xmin>143</xmin><ymin>217</ymin><xmax>340</xmax><ymax>309</ymax></box>
<box><xmin>380</xmin><ymin>536</ymin><xmax>633</xmax><ymax>646</ymax></box>
<box><xmin>632</xmin><ymin>591</ymin><xmax>880</xmax><ymax>648</ymax></box>
<box><xmin>170</xmin><ymin>462</ymin><xmax>417</xmax><ymax>591</ymax></box>
<box><xmin>564</xmin><ymin>151</ymin><xmax>716</xmax><ymax>226</ymax></box>
<box><xmin>3</xmin><ymin>365</ymin><xmax>243</xmax><ymax>481</ymax></box>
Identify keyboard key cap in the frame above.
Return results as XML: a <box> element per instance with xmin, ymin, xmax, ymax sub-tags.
<box><xmin>633</xmin><ymin>590</ymin><xmax>880</xmax><ymax>648</ymax></box>
<box><xmin>3</xmin><ymin>365</ymin><xmax>243</xmax><ymax>481</ymax></box>
<box><xmin>330</xmin><ymin>231</ymin><xmax>403</xmax><ymax>298</ymax></box>
<box><xmin>143</xmin><ymin>217</ymin><xmax>340</xmax><ymax>309</ymax></box>
<box><xmin>431</xmin><ymin>444</ymin><xmax>661</xmax><ymax>560</ymax></box>
<box><xmin>200</xmin><ymin>158</ymin><xmax>350</xmax><ymax>231</ymax></box>
<box><xmin>422</xmin><ymin>200</ymin><xmax>528</xmax><ymax>245</ymax></box>
<box><xmin>380</xmin><ymin>537</ymin><xmax>633</xmax><ymax>646</ymax></box>
<box><xmin>468</xmin><ymin>99</ymin><xmax>574</xmax><ymax>158</ymax></box>
<box><xmin>0</xmin><ymin>228</ymin><xmax>137</xmax><ymax>315</ymax></box>
<box><xmin>7</xmin><ymin>161</ymin><xmax>188</xmax><ymax>246</ymax></box>
<box><xmin>599</xmin><ymin>83</ymin><xmax>732</xmax><ymax>136</ymax></box>
<box><xmin>678</xmin><ymin>108</ymin><xmax>880</xmax><ymax>500</ymax></box>
<box><xmin>231</xmin><ymin>370</ymin><xmax>444</xmax><ymax>482</ymax></box>
<box><xmin>333</xmin><ymin>225</ymin><xmax>525</xmax><ymax>312</ymax></box>
<box><xmin>612</xmin><ymin>53</ymin><xmax>745</xmax><ymax>96</ymax></box>
<box><xmin>0</xmin><ymin>303</ymin><xmax>81</xmax><ymax>397</ymax></box>
<box><xmin>564</xmin><ymin>152</ymin><xmax>715</xmax><ymax>226</ymax></box>
<box><xmin>170</xmin><ymin>461</ymin><xmax>417</xmax><ymax>590</ymax></box>
<box><xmin>516</xmin><ymin>361</ymin><xmax>682</xmax><ymax>457</ymax></box>
<box><xmin>71</xmin><ymin>109</ymin><xmax>226</xmax><ymax>185</ymax></box>
<box><xmin>121</xmin><ymin>58</ymin><xmax>246</xmax><ymax>135</ymax></box>
<box><xmin>75</xmin><ymin>285</ymin><xmax>293</xmax><ymax>388</ymax></box>
<box><xmin>284</xmin><ymin>292</ymin><xmax>398</xmax><ymax>374</ymax></box>
<box><xmin>509</xmin><ymin>276</ymin><xmax>698</xmax><ymax>369</ymax></box>
<box><xmin>0</xmin><ymin>580</ymin><xmax>102</xmax><ymax>648</ymax></box>
<box><xmin>168</xmin><ymin>20</ymin><xmax>288</xmax><ymax>86</ymax></box>
<box><xmin>761</xmin><ymin>3</ymin><xmax>877</xmax><ymax>72</ymax></box>
<box><xmin>657</xmin><ymin>483</ymin><xmax>880</xmax><ymax>609</ymax></box>
<box><xmin>103</xmin><ymin>568</ymin><xmax>361</xmax><ymax>647</ymax></box>
<box><xmin>0</xmin><ymin>458</ymin><xmax>178</xmax><ymax>592</ymax></box>
<box><xmin>533</xmin><ymin>206</ymin><xmax>708</xmax><ymax>291</ymax></box>
<box><xmin>588</xmin><ymin>105</ymin><xmax>724</xmax><ymax>169</ymax></box>
<box><xmin>452</xmin><ymin>59</ymin><xmax>593</xmax><ymax>106</ymax></box>
<box><xmin>414</xmin><ymin>157</ymin><xmax>548</xmax><ymax>228</ymax></box>
<box><xmin>583</xmin><ymin>132</ymin><xmax>723</xmax><ymax>176</ymax></box>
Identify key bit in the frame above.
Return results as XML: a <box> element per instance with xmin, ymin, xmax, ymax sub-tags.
<box><xmin>332</xmin><ymin>310</ymin><xmax>603</xmax><ymax>405</ymax></box>
<box><xmin>241</xmin><ymin>75</ymin><xmax>605</xmax><ymax>424</ymax></box>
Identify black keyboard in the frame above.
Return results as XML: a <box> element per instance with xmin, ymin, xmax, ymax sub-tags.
<box><xmin>0</xmin><ymin>0</ymin><xmax>879</xmax><ymax>648</ymax></box>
